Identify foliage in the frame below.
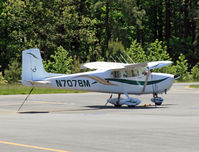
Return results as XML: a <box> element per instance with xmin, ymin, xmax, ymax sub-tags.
<box><xmin>146</xmin><ymin>40</ymin><xmax>171</xmax><ymax>62</ymax></box>
<box><xmin>170</xmin><ymin>36</ymin><xmax>196</xmax><ymax>65</ymax></box>
<box><xmin>145</xmin><ymin>40</ymin><xmax>175</xmax><ymax>74</ymax></box>
<box><xmin>107</xmin><ymin>39</ymin><xmax>126</xmax><ymax>62</ymax></box>
<box><xmin>126</xmin><ymin>40</ymin><xmax>146</xmax><ymax>63</ymax></box>
<box><xmin>43</xmin><ymin>46</ymin><xmax>73</xmax><ymax>74</ymax></box>
<box><xmin>4</xmin><ymin>60</ymin><xmax>21</xmax><ymax>83</ymax></box>
<box><xmin>189</xmin><ymin>85</ymin><xmax>199</xmax><ymax>88</ymax></box>
<box><xmin>0</xmin><ymin>65</ymin><xmax>7</xmax><ymax>84</ymax></box>
<box><xmin>0</xmin><ymin>83</ymin><xmax>84</xmax><ymax>95</ymax></box>
<box><xmin>0</xmin><ymin>0</ymin><xmax>98</xmax><ymax>68</ymax></box>
<box><xmin>0</xmin><ymin>72</ymin><xmax>7</xmax><ymax>84</ymax></box>
<box><xmin>191</xmin><ymin>62</ymin><xmax>199</xmax><ymax>80</ymax></box>
<box><xmin>174</xmin><ymin>54</ymin><xmax>190</xmax><ymax>81</ymax></box>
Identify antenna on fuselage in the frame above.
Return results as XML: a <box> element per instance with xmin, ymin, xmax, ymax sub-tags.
<box><xmin>116</xmin><ymin>56</ymin><xmax>123</xmax><ymax>63</ymax></box>
<box><xmin>120</xmin><ymin>54</ymin><xmax>128</xmax><ymax>63</ymax></box>
<box><xmin>127</xmin><ymin>54</ymin><xmax>135</xmax><ymax>64</ymax></box>
<box><xmin>110</xmin><ymin>55</ymin><xmax>117</xmax><ymax>62</ymax></box>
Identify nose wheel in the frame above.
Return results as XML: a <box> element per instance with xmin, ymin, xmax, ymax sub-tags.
<box><xmin>151</xmin><ymin>93</ymin><xmax>164</xmax><ymax>106</ymax></box>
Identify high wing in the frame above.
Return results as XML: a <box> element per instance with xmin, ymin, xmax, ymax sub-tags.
<box><xmin>81</xmin><ymin>61</ymin><xmax>172</xmax><ymax>71</ymax></box>
<box><xmin>80</xmin><ymin>62</ymin><xmax>127</xmax><ymax>70</ymax></box>
<box><xmin>147</xmin><ymin>61</ymin><xmax>173</xmax><ymax>70</ymax></box>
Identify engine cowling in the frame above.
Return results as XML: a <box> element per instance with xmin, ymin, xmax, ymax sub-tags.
<box><xmin>151</xmin><ymin>97</ymin><xmax>164</xmax><ymax>105</ymax></box>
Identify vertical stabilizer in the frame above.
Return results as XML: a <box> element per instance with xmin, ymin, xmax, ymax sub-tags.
<box><xmin>22</xmin><ymin>48</ymin><xmax>48</xmax><ymax>86</ymax></box>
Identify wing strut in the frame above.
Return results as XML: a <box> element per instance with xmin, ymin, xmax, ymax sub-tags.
<box><xmin>17</xmin><ymin>87</ymin><xmax>34</xmax><ymax>112</ymax></box>
<box><xmin>142</xmin><ymin>71</ymin><xmax>151</xmax><ymax>93</ymax></box>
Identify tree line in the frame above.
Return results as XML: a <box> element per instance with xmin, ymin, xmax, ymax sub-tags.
<box><xmin>0</xmin><ymin>0</ymin><xmax>199</xmax><ymax>83</ymax></box>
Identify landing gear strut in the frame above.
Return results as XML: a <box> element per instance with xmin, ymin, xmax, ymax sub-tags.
<box><xmin>115</xmin><ymin>94</ymin><xmax>121</xmax><ymax>107</ymax></box>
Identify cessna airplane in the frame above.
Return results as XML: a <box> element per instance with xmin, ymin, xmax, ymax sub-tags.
<box><xmin>20</xmin><ymin>48</ymin><xmax>178</xmax><ymax>110</ymax></box>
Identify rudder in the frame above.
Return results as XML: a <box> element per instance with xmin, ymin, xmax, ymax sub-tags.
<box><xmin>22</xmin><ymin>48</ymin><xmax>48</xmax><ymax>86</ymax></box>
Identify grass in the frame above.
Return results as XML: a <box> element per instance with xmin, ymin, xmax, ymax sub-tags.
<box><xmin>189</xmin><ymin>85</ymin><xmax>199</xmax><ymax>88</ymax></box>
<box><xmin>0</xmin><ymin>84</ymin><xmax>85</xmax><ymax>95</ymax></box>
<box><xmin>2</xmin><ymin>82</ymin><xmax>199</xmax><ymax>95</ymax></box>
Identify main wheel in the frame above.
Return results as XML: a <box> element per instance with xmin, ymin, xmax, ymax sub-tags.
<box><xmin>155</xmin><ymin>102</ymin><xmax>162</xmax><ymax>106</ymax></box>
<box><xmin>128</xmin><ymin>105</ymin><xmax>135</xmax><ymax>108</ymax></box>
<box><xmin>114</xmin><ymin>104</ymin><xmax>122</xmax><ymax>107</ymax></box>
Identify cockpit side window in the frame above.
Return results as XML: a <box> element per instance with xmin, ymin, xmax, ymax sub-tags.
<box><xmin>111</xmin><ymin>71</ymin><xmax>121</xmax><ymax>78</ymax></box>
<box><xmin>111</xmin><ymin>68</ymin><xmax>147</xmax><ymax>78</ymax></box>
<box><xmin>124</xmin><ymin>69</ymin><xmax>139</xmax><ymax>77</ymax></box>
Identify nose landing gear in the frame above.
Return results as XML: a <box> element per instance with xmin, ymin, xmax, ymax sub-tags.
<box><xmin>151</xmin><ymin>93</ymin><xmax>164</xmax><ymax>106</ymax></box>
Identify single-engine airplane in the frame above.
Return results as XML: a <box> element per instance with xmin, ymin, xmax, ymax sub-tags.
<box><xmin>19</xmin><ymin>48</ymin><xmax>179</xmax><ymax>110</ymax></box>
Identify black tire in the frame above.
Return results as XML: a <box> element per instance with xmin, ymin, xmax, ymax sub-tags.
<box><xmin>155</xmin><ymin>102</ymin><xmax>162</xmax><ymax>106</ymax></box>
<box><xmin>128</xmin><ymin>105</ymin><xmax>135</xmax><ymax>108</ymax></box>
<box><xmin>114</xmin><ymin>104</ymin><xmax>122</xmax><ymax>107</ymax></box>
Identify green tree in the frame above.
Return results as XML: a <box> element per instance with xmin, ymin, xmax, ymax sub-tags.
<box><xmin>107</xmin><ymin>39</ymin><xmax>125</xmax><ymax>62</ymax></box>
<box><xmin>126</xmin><ymin>40</ymin><xmax>146</xmax><ymax>63</ymax></box>
<box><xmin>191</xmin><ymin>62</ymin><xmax>199</xmax><ymax>80</ymax></box>
<box><xmin>146</xmin><ymin>39</ymin><xmax>176</xmax><ymax>74</ymax></box>
<box><xmin>0</xmin><ymin>65</ymin><xmax>7</xmax><ymax>84</ymax></box>
<box><xmin>0</xmin><ymin>72</ymin><xmax>7</xmax><ymax>84</ymax></box>
<box><xmin>175</xmin><ymin>54</ymin><xmax>190</xmax><ymax>81</ymax></box>
<box><xmin>4</xmin><ymin>60</ymin><xmax>21</xmax><ymax>83</ymax></box>
<box><xmin>146</xmin><ymin>39</ymin><xmax>171</xmax><ymax>62</ymax></box>
<box><xmin>0</xmin><ymin>0</ymin><xmax>98</xmax><ymax>71</ymax></box>
<box><xmin>44</xmin><ymin>46</ymin><xmax>73</xmax><ymax>74</ymax></box>
<box><xmin>91</xmin><ymin>0</ymin><xmax>145</xmax><ymax>57</ymax></box>
<box><xmin>193</xmin><ymin>2</ymin><xmax>199</xmax><ymax>57</ymax></box>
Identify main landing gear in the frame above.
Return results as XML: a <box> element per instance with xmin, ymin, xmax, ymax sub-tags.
<box><xmin>106</xmin><ymin>93</ymin><xmax>164</xmax><ymax>107</ymax></box>
<box><xmin>106</xmin><ymin>93</ymin><xmax>141</xmax><ymax>107</ymax></box>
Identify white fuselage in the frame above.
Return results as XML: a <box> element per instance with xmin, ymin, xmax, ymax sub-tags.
<box><xmin>32</xmin><ymin>70</ymin><xmax>174</xmax><ymax>95</ymax></box>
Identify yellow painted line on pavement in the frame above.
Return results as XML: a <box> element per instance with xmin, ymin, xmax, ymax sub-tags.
<box><xmin>0</xmin><ymin>140</ymin><xmax>70</xmax><ymax>152</ymax></box>
<box><xmin>185</xmin><ymin>86</ymin><xmax>192</xmax><ymax>89</ymax></box>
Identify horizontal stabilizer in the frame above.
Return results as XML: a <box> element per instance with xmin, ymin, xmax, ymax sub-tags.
<box><xmin>26</xmin><ymin>80</ymin><xmax>51</xmax><ymax>85</ymax></box>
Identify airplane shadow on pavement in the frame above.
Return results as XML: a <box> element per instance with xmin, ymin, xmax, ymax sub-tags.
<box><xmin>17</xmin><ymin>104</ymin><xmax>172</xmax><ymax>114</ymax></box>
<box><xmin>85</xmin><ymin>105</ymin><xmax>168</xmax><ymax>110</ymax></box>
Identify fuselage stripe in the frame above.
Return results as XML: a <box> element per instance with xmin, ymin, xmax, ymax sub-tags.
<box><xmin>105</xmin><ymin>77</ymin><xmax>169</xmax><ymax>86</ymax></box>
